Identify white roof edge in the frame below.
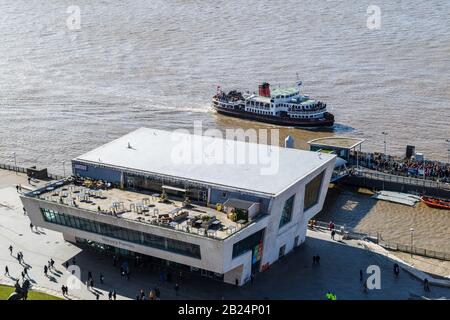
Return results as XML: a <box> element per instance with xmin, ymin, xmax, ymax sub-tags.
<box><xmin>73</xmin><ymin>128</ymin><xmax>336</xmax><ymax>196</ymax></box>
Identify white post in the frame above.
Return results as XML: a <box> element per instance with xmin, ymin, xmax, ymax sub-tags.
<box><xmin>382</xmin><ymin>131</ymin><xmax>388</xmax><ymax>159</ymax></box>
<box><xmin>13</xmin><ymin>152</ymin><xmax>17</xmax><ymax>175</ymax></box>
<box><xmin>62</xmin><ymin>160</ymin><xmax>66</xmax><ymax>177</ymax></box>
<box><xmin>446</xmin><ymin>139</ymin><xmax>450</xmax><ymax>164</ymax></box>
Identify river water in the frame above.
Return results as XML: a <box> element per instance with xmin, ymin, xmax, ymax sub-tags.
<box><xmin>0</xmin><ymin>0</ymin><xmax>449</xmax><ymax>172</ymax></box>
<box><xmin>0</xmin><ymin>0</ymin><xmax>449</xmax><ymax>257</ymax></box>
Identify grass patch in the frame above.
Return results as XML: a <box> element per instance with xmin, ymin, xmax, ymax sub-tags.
<box><xmin>0</xmin><ymin>284</ymin><xmax>62</xmax><ymax>300</ymax></box>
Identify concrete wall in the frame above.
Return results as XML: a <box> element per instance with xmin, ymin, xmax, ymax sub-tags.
<box><xmin>259</xmin><ymin>158</ymin><xmax>335</xmax><ymax>268</ymax></box>
<box><xmin>20</xmin><ymin>195</ymin><xmax>271</xmax><ymax>285</ymax></box>
<box><xmin>209</xmin><ymin>188</ymin><xmax>271</xmax><ymax>213</ymax></box>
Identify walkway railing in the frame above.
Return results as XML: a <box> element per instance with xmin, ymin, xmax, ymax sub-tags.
<box><xmin>310</xmin><ymin>220</ymin><xmax>450</xmax><ymax>261</ymax></box>
<box><xmin>349</xmin><ymin>168</ymin><xmax>450</xmax><ymax>191</ymax></box>
<box><xmin>0</xmin><ymin>162</ymin><xmax>63</xmax><ymax>180</ymax></box>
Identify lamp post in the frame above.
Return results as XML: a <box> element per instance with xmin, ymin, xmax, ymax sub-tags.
<box><xmin>382</xmin><ymin>131</ymin><xmax>388</xmax><ymax>158</ymax></box>
<box><xmin>446</xmin><ymin>139</ymin><xmax>450</xmax><ymax>164</ymax></box>
<box><xmin>13</xmin><ymin>152</ymin><xmax>17</xmax><ymax>175</ymax></box>
<box><xmin>62</xmin><ymin>160</ymin><xmax>66</xmax><ymax>177</ymax></box>
<box><xmin>410</xmin><ymin>228</ymin><xmax>414</xmax><ymax>258</ymax></box>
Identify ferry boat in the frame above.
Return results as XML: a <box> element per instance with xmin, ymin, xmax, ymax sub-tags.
<box><xmin>212</xmin><ymin>81</ymin><xmax>334</xmax><ymax>127</ymax></box>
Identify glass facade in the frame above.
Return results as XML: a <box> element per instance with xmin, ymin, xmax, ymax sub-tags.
<box><xmin>304</xmin><ymin>171</ymin><xmax>325</xmax><ymax>210</ymax></box>
<box><xmin>232</xmin><ymin>229</ymin><xmax>264</xmax><ymax>259</ymax></box>
<box><xmin>279</xmin><ymin>194</ymin><xmax>295</xmax><ymax>228</ymax></box>
<box><xmin>41</xmin><ymin>208</ymin><xmax>201</xmax><ymax>259</ymax></box>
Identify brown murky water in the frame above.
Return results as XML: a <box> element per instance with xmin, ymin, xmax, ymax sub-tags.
<box><xmin>316</xmin><ymin>186</ymin><xmax>450</xmax><ymax>252</ymax></box>
<box><xmin>0</xmin><ymin>0</ymin><xmax>449</xmax><ymax>171</ymax></box>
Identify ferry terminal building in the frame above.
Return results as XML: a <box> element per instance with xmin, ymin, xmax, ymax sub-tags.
<box><xmin>20</xmin><ymin>128</ymin><xmax>335</xmax><ymax>285</ymax></box>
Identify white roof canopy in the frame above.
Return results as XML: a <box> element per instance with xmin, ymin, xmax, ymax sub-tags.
<box><xmin>74</xmin><ymin>128</ymin><xmax>335</xmax><ymax>196</ymax></box>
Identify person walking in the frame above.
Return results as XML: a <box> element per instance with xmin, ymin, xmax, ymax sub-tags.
<box><xmin>23</xmin><ymin>267</ymin><xmax>28</xmax><ymax>278</ymax></box>
<box><xmin>50</xmin><ymin>259</ymin><xmax>55</xmax><ymax>269</ymax></box>
<box><xmin>8</xmin><ymin>245</ymin><xmax>13</xmax><ymax>255</ymax></box>
<box><xmin>44</xmin><ymin>265</ymin><xmax>48</xmax><ymax>276</ymax></box>
<box><xmin>331</xmin><ymin>230</ymin><xmax>336</xmax><ymax>240</ymax></box>
<box><xmin>174</xmin><ymin>283</ymin><xmax>180</xmax><ymax>296</ymax></box>
<box><xmin>29</xmin><ymin>223</ymin><xmax>34</xmax><ymax>232</ymax></box>
<box><xmin>112</xmin><ymin>290</ymin><xmax>117</xmax><ymax>300</ymax></box>
<box><xmin>65</xmin><ymin>261</ymin><xmax>69</xmax><ymax>269</ymax></box>
<box><xmin>100</xmin><ymin>274</ymin><xmax>104</xmax><ymax>284</ymax></box>
<box><xmin>23</xmin><ymin>207</ymin><xmax>26</xmax><ymax>215</ymax></box>
<box><xmin>5</xmin><ymin>265</ymin><xmax>10</xmax><ymax>277</ymax></box>
<box><xmin>90</xmin><ymin>278</ymin><xmax>94</xmax><ymax>289</ymax></box>
<box><xmin>393</xmin><ymin>263</ymin><xmax>400</xmax><ymax>277</ymax></box>
<box><xmin>424</xmin><ymin>278</ymin><xmax>430</xmax><ymax>292</ymax></box>
<box><xmin>61</xmin><ymin>285</ymin><xmax>66</xmax><ymax>296</ymax></box>
<box><xmin>88</xmin><ymin>271</ymin><xmax>92</xmax><ymax>281</ymax></box>
<box><xmin>108</xmin><ymin>290</ymin><xmax>112</xmax><ymax>300</ymax></box>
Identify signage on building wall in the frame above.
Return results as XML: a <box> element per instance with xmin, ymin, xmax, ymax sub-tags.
<box><xmin>74</xmin><ymin>164</ymin><xmax>88</xmax><ymax>171</ymax></box>
<box><xmin>252</xmin><ymin>241</ymin><xmax>263</xmax><ymax>264</ymax></box>
<box><xmin>100</xmin><ymin>237</ymin><xmax>135</xmax><ymax>250</ymax></box>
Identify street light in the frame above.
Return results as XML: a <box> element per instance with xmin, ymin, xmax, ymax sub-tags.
<box><xmin>410</xmin><ymin>228</ymin><xmax>414</xmax><ymax>258</ymax></box>
<box><xmin>382</xmin><ymin>131</ymin><xmax>388</xmax><ymax>158</ymax></box>
<box><xmin>446</xmin><ymin>139</ymin><xmax>450</xmax><ymax>163</ymax></box>
<box><xmin>13</xmin><ymin>152</ymin><xmax>17</xmax><ymax>175</ymax></box>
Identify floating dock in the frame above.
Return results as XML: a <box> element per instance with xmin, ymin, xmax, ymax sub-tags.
<box><xmin>372</xmin><ymin>190</ymin><xmax>421</xmax><ymax>207</ymax></box>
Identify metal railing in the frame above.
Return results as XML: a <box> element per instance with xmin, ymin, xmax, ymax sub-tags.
<box><xmin>310</xmin><ymin>220</ymin><xmax>450</xmax><ymax>261</ymax></box>
<box><xmin>378</xmin><ymin>240</ymin><xmax>450</xmax><ymax>261</ymax></box>
<box><xmin>0</xmin><ymin>162</ymin><xmax>63</xmax><ymax>180</ymax></box>
<box><xmin>349</xmin><ymin>168</ymin><xmax>450</xmax><ymax>191</ymax></box>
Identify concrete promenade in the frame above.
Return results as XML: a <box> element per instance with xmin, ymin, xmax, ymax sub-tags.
<box><xmin>0</xmin><ymin>170</ymin><xmax>449</xmax><ymax>300</ymax></box>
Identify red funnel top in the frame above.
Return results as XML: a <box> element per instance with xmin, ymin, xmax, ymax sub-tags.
<box><xmin>258</xmin><ymin>82</ymin><xmax>271</xmax><ymax>97</ymax></box>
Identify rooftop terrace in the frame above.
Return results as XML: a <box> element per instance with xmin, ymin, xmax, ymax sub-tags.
<box><xmin>29</xmin><ymin>178</ymin><xmax>262</xmax><ymax>241</ymax></box>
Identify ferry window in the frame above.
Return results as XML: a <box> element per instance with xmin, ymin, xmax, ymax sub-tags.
<box><xmin>304</xmin><ymin>171</ymin><xmax>325</xmax><ymax>210</ymax></box>
<box><xmin>279</xmin><ymin>194</ymin><xmax>295</xmax><ymax>228</ymax></box>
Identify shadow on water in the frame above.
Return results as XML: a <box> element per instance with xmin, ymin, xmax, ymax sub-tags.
<box><xmin>316</xmin><ymin>184</ymin><xmax>378</xmax><ymax>230</ymax></box>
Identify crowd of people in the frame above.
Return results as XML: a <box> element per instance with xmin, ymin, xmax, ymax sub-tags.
<box><xmin>350</xmin><ymin>152</ymin><xmax>450</xmax><ymax>183</ymax></box>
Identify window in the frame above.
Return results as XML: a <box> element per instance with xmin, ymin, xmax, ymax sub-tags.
<box><xmin>279</xmin><ymin>194</ymin><xmax>295</xmax><ymax>228</ymax></box>
<box><xmin>279</xmin><ymin>245</ymin><xmax>286</xmax><ymax>259</ymax></box>
<box><xmin>40</xmin><ymin>208</ymin><xmax>201</xmax><ymax>259</ymax></box>
<box><xmin>304</xmin><ymin>171</ymin><xmax>325</xmax><ymax>210</ymax></box>
<box><xmin>232</xmin><ymin>229</ymin><xmax>264</xmax><ymax>259</ymax></box>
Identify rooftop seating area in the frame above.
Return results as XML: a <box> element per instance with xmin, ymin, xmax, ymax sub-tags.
<box><xmin>32</xmin><ymin>177</ymin><xmax>260</xmax><ymax>240</ymax></box>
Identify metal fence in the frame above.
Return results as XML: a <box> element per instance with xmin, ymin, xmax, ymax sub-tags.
<box><xmin>378</xmin><ymin>240</ymin><xmax>450</xmax><ymax>261</ymax></box>
<box><xmin>311</xmin><ymin>220</ymin><xmax>450</xmax><ymax>261</ymax></box>
<box><xmin>0</xmin><ymin>163</ymin><xmax>63</xmax><ymax>181</ymax></box>
<box><xmin>350</xmin><ymin>168</ymin><xmax>450</xmax><ymax>191</ymax></box>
